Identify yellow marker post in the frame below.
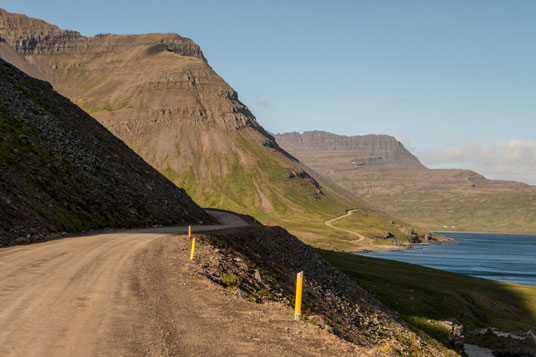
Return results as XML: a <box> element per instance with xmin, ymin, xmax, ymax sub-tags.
<box><xmin>188</xmin><ymin>225</ymin><xmax>191</xmax><ymax>237</ymax></box>
<box><xmin>294</xmin><ymin>271</ymin><xmax>304</xmax><ymax>320</ymax></box>
<box><xmin>267</xmin><ymin>223</ymin><xmax>270</xmax><ymax>229</ymax></box>
<box><xmin>190</xmin><ymin>238</ymin><xmax>196</xmax><ymax>260</ymax></box>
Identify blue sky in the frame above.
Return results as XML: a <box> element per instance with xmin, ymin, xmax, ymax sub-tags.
<box><xmin>3</xmin><ymin>1</ymin><xmax>536</xmax><ymax>183</ymax></box>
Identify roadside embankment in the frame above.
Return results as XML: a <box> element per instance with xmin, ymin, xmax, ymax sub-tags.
<box><xmin>191</xmin><ymin>226</ymin><xmax>446</xmax><ymax>355</ymax></box>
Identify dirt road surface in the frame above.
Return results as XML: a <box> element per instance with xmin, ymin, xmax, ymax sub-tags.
<box><xmin>0</xmin><ymin>211</ymin><xmax>374</xmax><ymax>356</ymax></box>
<box><xmin>324</xmin><ymin>210</ymin><xmax>369</xmax><ymax>244</ymax></box>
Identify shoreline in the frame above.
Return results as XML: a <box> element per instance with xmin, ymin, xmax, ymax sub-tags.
<box><xmin>344</xmin><ymin>237</ymin><xmax>454</xmax><ymax>254</ymax></box>
<box><xmin>434</xmin><ymin>230</ymin><xmax>536</xmax><ymax>236</ymax></box>
<box><xmin>345</xmin><ymin>231</ymin><xmax>536</xmax><ymax>254</ymax></box>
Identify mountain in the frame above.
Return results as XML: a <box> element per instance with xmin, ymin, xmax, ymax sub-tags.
<box><xmin>0</xmin><ymin>8</ymin><xmax>436</xmax><ymax>249</ymax></box>
<box><xmin>275</xmin><ymin>131</ymin><xmax>425</xmax><ymax>171</ymax></box>
<box><xmin>276</xmin><ymin>131</ymin><xmax>536</xmax><ymax>234</ymax></box>
<box><xmin>0</xmin><ymin>58</ymin><xmax>212</xmax><ymax>246</ymax></box>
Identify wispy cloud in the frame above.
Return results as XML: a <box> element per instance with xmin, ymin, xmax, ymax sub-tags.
<box><xmin>420</xmin><ymin>140</ymin><xmax>536</xmax><ymax>185</ymax></box>
<box><xmin>254</xmin><ymin>96</ymin><xmax>271</xmax><ymax>111</ymax></box>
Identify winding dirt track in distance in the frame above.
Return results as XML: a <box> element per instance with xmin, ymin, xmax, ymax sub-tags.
<box><xmin>324</xmin><ymin>209</ymin><xmax>369</xmax><ymax>243</ymax></box>
<box><xmin>0</xmin><ymin>210</ymin><xmax>374</xmax><ymax>356</ymax></box>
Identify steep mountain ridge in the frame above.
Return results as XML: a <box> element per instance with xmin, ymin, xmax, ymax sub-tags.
<box><xmin>0</xmin><ymin>9</ymin><xmax>204</xmax><ymax>59</ymax></box>
<box><xmin>276</xmin><ymin>130</ymin><xmax>536</xmax><ymax>234</ymax></box>
<box><xmin>0</xmin><ymin>58</ymin><xmax>211</xmax><ymax>246</ymax></box>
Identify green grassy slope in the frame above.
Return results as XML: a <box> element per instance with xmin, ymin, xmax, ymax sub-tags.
<box><xmin>148</xmin><ymin>129</ymin><xmax>364</xmax><ymax>250</ymax></box>
<box><xmin>321</xmin><ymin>250</ymin><xmax>536</xmax><ymax>349</ymax></box>
<box><xmin>328</xmin><ymin>209</ymin><xmax>441</xmax><ymax>246</ymax></box>
<box><xmin>335</xmin><ymin>166</ymin><xmax>536</xmax><ymax>234</ymax></box>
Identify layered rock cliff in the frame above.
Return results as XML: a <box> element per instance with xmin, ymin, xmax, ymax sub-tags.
<box><xmin>0</xmin><ymin>58</ymin><xmax>212</xmax><ymax>246</ymax></box>
<box><xmin>275</xmin><ymin>131</ymin><xmax>425</xmax><ymax>169</ymax></box>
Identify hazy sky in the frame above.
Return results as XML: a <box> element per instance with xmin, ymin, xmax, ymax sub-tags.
<box><xmin>3</xmin><ymin>1</ymin><xmax>536</xmax><ymax>183</ymax></box>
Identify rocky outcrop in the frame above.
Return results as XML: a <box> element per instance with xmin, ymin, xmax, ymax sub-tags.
<box><xmin>0</xmin><ymin>9</ymin><xmax>204</xmax><ymax>59</ymax></box>
<box><xmin>0</xmin><ymin>59</ymin><xmax>212</xmax><ymax>246</ymax></box>
<box><xmin>275</xmin><ymin>130</ymin><xmax>425</xmax><ymax>169</ymax></box>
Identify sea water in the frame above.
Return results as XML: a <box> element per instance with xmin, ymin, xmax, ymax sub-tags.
<box><xmin>359</xmin><ymin>232</ymin><xmax>536</xmax><ymax>286</ymax></box>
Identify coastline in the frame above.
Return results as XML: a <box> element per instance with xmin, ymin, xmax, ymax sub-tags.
<box><xmin>339</xmin><ymin>231</ymin><xmax>536</xmax><ymax>255</ymax></box>
<box><xmin>434</xmin><ymin>230</ymin><xmax>536</xmax><ymax>236</ymax></box>
<box><xmin>344</xmin><ymin>236</ymin><xmax>454</xmax><ymax>254</ymax></box>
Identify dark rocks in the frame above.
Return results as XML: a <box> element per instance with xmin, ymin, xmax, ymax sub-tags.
<box><xmin>435</xmin><ymin>318</ymin><xmax>465</xmax><ymax>354</ymax></box>
<box><xmin>400</xmin><ymin>226</ymin><xmax>416</xmax><ymax>235</ymax></box>
<box><xmin>527</xmin><ymin>330</ymin><xmax>536</xmax><ymax>345</ymax></box>
<box><xmin>377</xmin><ymin>232</ymin><xmax>394</xmax><ymax>239</ymax></box>
<box><xmin>408</xmin><ymin>235</ymin><xmax>422</xmax><ymax>243</ymax></box>
<box><xmin>0</xmin><ymin>59</ymin><xmax>213</xmax><ymax>246</ymax></box>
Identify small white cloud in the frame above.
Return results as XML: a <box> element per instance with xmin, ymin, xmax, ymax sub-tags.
<box><xmin>254</xmin><ymin>95</ymin><xmax>270</xmax><ymax>111</ymax></box>
<box><xmin>420</xmin><ymin>140</ymin><xmax>536</xmax><ymax>185</ymax></box>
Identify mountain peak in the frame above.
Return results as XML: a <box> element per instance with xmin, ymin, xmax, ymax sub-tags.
<box><xmin>0</xmin><ymin>8</ymin><xmax>205</xmax><ymax>59</ymax></box>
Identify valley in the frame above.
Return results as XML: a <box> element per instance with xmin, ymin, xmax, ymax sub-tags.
<box><xmin>276</xmin><ymin>131</ymin><xmax>536</xmax><ymax>234</ymax></box>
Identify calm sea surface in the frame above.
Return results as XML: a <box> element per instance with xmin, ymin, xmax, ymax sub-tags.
<box><xmin>359</xmin><ymin>232</ymin><xmax>536</xmax><ymax>286</ymax></box>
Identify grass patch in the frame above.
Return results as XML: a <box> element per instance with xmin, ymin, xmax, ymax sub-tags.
<box><xmin>320</xmin><ymin>250</ymin><xmax>536</xmax><ymax>346</ymax></box>
<box><xmin>222</xmin><ymin>273</ymin><xmax>240</xmax><ymax>288</ymax></box>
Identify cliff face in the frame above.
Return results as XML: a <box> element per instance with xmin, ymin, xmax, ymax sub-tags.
<box><xmin>0</xmin><ymin>9</ymin><xmax>204</xmax><ymax>58</ymax></box>
<box><xmin>275</xmin><ymin>131</ymin><xmax>426</xmax><ymax>179</ymax></box>
<box><xmin>0</xmin><ymin>58</ymin><xmax>211</xmax><ymax>246</ymax></box>
<box><xmin>275</xmin><ymin>131</ymin><xmax>425</xmax><ymax>169</ymax></box>
<box><xmin>0</xmin><ymin>8</ymin><xmax>260</xmax><ymax>133</ymax></box>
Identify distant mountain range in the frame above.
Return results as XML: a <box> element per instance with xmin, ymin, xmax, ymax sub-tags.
<box><xmin>276</xmin><ymin>130</ymin><xmax>425</xmax><ymax>169</ymax></box>
<box><xmin>275</xmin><ymin>131</ymin><xmax>536</xmax><ymax>234</ymax></box>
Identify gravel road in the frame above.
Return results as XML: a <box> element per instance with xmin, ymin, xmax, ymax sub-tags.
<box><xmin>0</xmin><ymin>211</ymin><xmax>373</xmax><ymax>356</ymax></box>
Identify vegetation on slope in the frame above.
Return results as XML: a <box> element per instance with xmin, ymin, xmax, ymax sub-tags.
<box><xmin>156</xmin><ymin>129</ymin><xmax>364</xmax><ymax>250</ymax></box>
<box><xmin>335</xmin><ymin>166</ymin><xmax>536</xmax><ymax>234</ymax></box>
<box><xmin>321</xmin><ymin>250</ymin><xmax>536</xmax><ymax>352</ymax></box>
<box><xmin>328</xmin><ymin>209</ymin><xmax>443</xmax><ymax>246</ymax></box>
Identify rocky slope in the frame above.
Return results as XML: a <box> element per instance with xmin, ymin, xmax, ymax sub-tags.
<box><xmin>0</xmin><ymin>58</ymin><xmax>212</xmax><ymax>246</ymax></box>
<box><xmin>276</xmin><ymin>131</ymin><xmax>536</xmax><ymax>234</ymax></box>
<box><xmin>192</xmin><ymin>226</ymin><xmax>445</xmax><ymax>355</ymax></box>
<box><xmin>0</xmin><ymin>8</ymin><xmax>412</xmax><ymax>249</ymax></box>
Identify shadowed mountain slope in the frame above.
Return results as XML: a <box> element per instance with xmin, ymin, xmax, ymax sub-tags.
<box><xmin>0</xmin><ymin>8</ymin><xmax>433</xmax><ymax>249</ymax></box>
<box><xmin>275</xmin><ymin>131</ymin><xmax>536</xmax><ymax>234</ymax></box>
<box><xmin>0</xmin><ymin>58</ymin><xmax>212</xmax><ymax>246</ymax></box>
